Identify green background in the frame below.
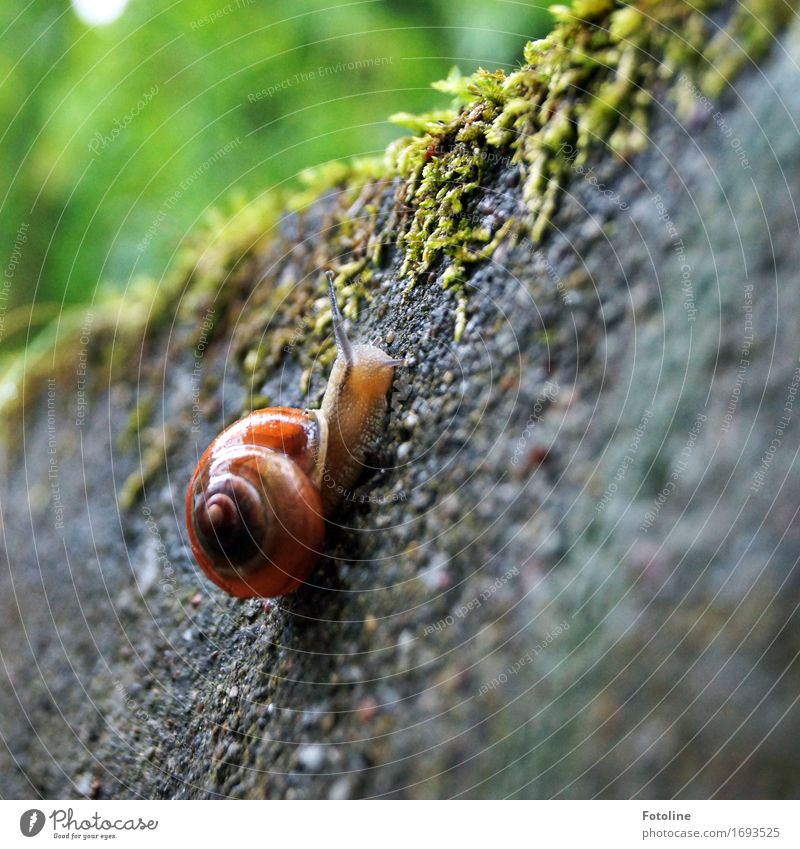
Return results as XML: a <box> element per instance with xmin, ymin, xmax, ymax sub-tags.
<box><xmin>0</xmin><ymin>0</ymin><xmax>552</xmax><ymax>348</ymax></box>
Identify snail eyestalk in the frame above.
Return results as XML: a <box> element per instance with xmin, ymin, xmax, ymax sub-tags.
<box><xmin>326</xmin><ymin>270</ymin><xmax>353</xmax><ymax>366</ymax></box>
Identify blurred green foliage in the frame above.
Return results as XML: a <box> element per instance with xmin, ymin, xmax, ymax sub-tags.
<box><xmin>0</xmin><ymin>0</ymin><xmax>552</xmax><ymax>347</ymax></box>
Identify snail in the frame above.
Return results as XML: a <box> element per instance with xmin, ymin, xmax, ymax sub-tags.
<box><xmin>186</xmin><ymin>271</ymin><xmax>403</xmax><ymax>598</ymax></box>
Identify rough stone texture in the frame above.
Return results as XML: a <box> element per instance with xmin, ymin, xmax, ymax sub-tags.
<box><xmin>2</xmin><ymin>14</ymin><xmax>800</xmax><ymax>800</ymax></box>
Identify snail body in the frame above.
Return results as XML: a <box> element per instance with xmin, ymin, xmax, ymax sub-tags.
<box><xmin>186</xmin><ymin>273</ymin><xmax>401</xmax><ymax>598</ymax></box>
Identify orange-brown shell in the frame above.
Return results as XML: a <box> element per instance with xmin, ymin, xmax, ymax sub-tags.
<box><xmin>186</xmin><ymin>408</ymin><xmax>325</xmax><ymax>598</ymax></box>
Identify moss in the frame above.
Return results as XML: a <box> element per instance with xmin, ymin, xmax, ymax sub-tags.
<box><xmin>0</xmin><ymin>277</ymin><xmax>161</xmax><ymax>423</ymax></box>
<box><xmin>454</xmin><ymin>291</ymin><xmax>469</xmax><ymax>343</ymax></box>
<box><xmin>700</xmin><ymin>0</ymin><xmax>796</xmax><ymax>96</ymax></box>
<box><xmin>0</xmin><ymin>190</ymin><xmax>282</xmax><ymax>428</ymax></box>
<box><xmin>118</xmin><ymin>395</ymin><xmax>156</xmax><ymax>452</ymax></box>
<box><xmin>377</xmin><ymin>0</ymin><xmax>795</xmax><ymax>275</ymax></box>
<box><xmin>287</xmin><ymin>156</ymin><xmax>387</xmax><ymax>214</ymax></box>
<box><xmin>3</xmin><ymin>0</ymin><xmax>796</xmax><ymax>428</ymax></box>
<box><xmin>118</xmin><ymin>426</ymin><xmax>179</xmax><ymax>511</ymax></box>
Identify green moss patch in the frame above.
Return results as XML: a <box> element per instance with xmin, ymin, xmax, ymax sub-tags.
<box><xmin>3</xmin><ymin>0</ymin><xmax>795</xmax><ymax>437</ymax></box>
